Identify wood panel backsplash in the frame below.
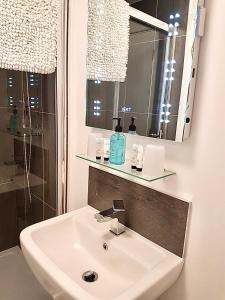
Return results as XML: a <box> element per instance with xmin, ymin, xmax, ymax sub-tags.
<box><xmin>88</xmin><ymin>167</ymin><xmax>190</xmax><ymax>257</ymax></box>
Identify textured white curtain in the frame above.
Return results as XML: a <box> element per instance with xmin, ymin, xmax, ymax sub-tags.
<box><xmin>87</xmin><ymin>0</ymin><xmax>130</xmax><ymax>82</ymax></box>
<box><xmin>0</xmin><ymin>0</ymin><xmax>60</xmax><ymax>74</ymax></box>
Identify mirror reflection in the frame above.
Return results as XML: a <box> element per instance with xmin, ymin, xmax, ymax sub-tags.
<box><xmin>86</xmin><ymin>0</ymin><xmax>199</xmax><ymax>141</ymax></box>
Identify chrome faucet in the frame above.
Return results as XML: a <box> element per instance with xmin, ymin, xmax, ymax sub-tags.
<box><xmin>95</xmin><ymin>200</ymin><xmax>126</xmax><ymax>236</ymax></box>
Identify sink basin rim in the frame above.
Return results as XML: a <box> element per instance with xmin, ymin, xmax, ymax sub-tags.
<box><xmin>20</xmin><ymin>206</ymin><xmax>183</xmax><ymax>300</ymax></box>
<box><xmin>21</xmin><ymin>210</ymin><xmax>96</xmax><ymax>300</ymax></box>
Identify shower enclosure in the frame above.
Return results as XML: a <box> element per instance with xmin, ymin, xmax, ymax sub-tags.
<box><xmin>0</xmin><ymin>70</ymin><xmax>56</xmax><ymax>251</ymax></box>
<box><xmin>0</xmin><ymin>2</ymin><xmax>68</xmax><ymax>253</ymax></box>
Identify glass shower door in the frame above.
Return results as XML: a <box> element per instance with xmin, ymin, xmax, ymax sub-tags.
<box><xmin>0</xmin><ymin>69</ymin><xmax>58</xmax><ymax>251</ymax></box>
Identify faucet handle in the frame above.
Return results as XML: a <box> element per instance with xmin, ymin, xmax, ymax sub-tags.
<box><xmin>113</xmin><ymin>200</ymin><xmax>125</xmax><ymax>212</ymax></box>
<box><xmin>95</xmin><ymin>208</ymin><xmax>114</xmax><ymax>223</ymax></box>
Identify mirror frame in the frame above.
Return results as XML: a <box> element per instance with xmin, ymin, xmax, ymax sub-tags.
<box><xmin>176</xmin><ymin>0</ymin><xmax>205</xmax><ymax>141</ymax></box>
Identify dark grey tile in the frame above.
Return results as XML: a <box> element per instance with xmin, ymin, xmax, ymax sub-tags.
<box><xmin>0</xmin><ymin>108</ymin><xmax>43</xmax><ymax>139</ymax></box>
<box><xmin>124</xmin><ymin>40</ymin><xmax>155</xmax><ymax>113</ymax></box>
<box><xmin>30</xmin><ymin>112</ymin><xmax>43</xmax><ymax>135</ymax></box>
<box><xmin>30</xmin><ymin>182</ymin><xmax>44</xmax><ymax>204</ymax></box>
<box><xmin>27</xmin><ymin>195</ymin><xmax>44</xmax><ymax>225</ymax></box>
<box><xmin>162</xmin><ymin>115</ymin><xmax>178</xmax><ymax>141</ymax></box>
<box><xmin>123</xmin><ymin>112</ymin><xmax>148</xmax><ymax>136</ymax></box>
<box><xmin>42</xmin><ymin>113</ymin><xmax>57</xmax><ymax>209</ymax></box>
<box><xmin>0</xmin><ymin>108</ymin><xmax>12</xmax><ymax>132</ymax></box>
<box><xmin>130</xmin><ymin>30</ymin><xmax>156</xmax><ymax>45</ymax></box>
<box><xmin>0</xmin><ymin>69</ymin><xmax>56</xmax><ymax>114</ymax></box>
<box><xmin>14</xmin><ymin>139</ymin><xmax>44</xmax><ymax>180</ymax></box>
<box><xmin>147</xmin><ymin>39</ymin><xmax>166</xmax><ymax>115</ymax></box>
<box><xmin>147</xmin><ymin>114</ymin><xmax>162</xmax><ymax>138</ymax></box>
<box><xmin>0</xmin><ymin>70</ymin><xmax>23</xmax><ymax>109</ymax></box>
<box><xmin>0</xmin><ymin>191</ymin><xmax>18</xmax><ymax>251</ymax></box>
<box><xmin>130</xmin><ymin>20</ymin><xmax>153</xmax><ymax>35</ymax></box>
<box><xmin>88</xmin><ymin>167</ymin><xmax>190</xmax><ymax>257</ymax></box>
<box><xmin>13</xmin><ymin>139</ymin><xmax>25</xmax><ymax>169</ymax></box>
<box><xmin>129</xmin><ymin>0</ymin><xmax>158</xmax><ymax>18</ymax></box>
<box><xmin>16</xmin><ymin>188</ymin><xmax>31</xmax><ymax>234</ymax></box>
<box><xmin>123</xmin><ymin>35</ymin><xmax>166</xmax><ymax>117</ymax></box>
<box><xmin>0</xmin><ymin>115</ymin><xmax>16</xmax><ymax>166</ymax></box>
<box><xmin>155</xmin><ymin>29</ymin><xmax>168</xmax><ymax>42</ymax></box>
<box><xmin>44</xmin><ymin>204</ymin><xmax>56</xmax><ymax>221</ymax></box>
<box><xmin>0</xmin><ymin>67</ymin><xmax>57</xmax><ymax>250</ymax></box>
<box><xmin>148</xmin><ymin>36</ymin><xmax>186</xmax><ymax>116</ymax></box>
<box><xmin>42</xmin><ymin>113</ymin><xmax>56</xmax><ymax>151</ymax></box>
<box><xmin>129</xmin><ymin>20</ymin><xmax>156</xmax><ymax>44</ymax></box>
<box><xmin>41</xmin><ymin>72</ymin><xmax>56</xmax><ymax>114</ymax></box>
<box><xmin>169</xmin><ymin>36</ymin><xmax>186</xmax><ymax>115</ymax></box>
<box><xmin>128</xmin><ymin>0</ymin><xmax>189</xmax><ymax>36</ymax></box>
<box><xmin>86</xmin><ymin>110</ymin><xmax>114</xmax><ymax>131</ymax></box>
<box><xmin>118</xmin><ymin>82</ymin><xmax>126</xmax><ymax>112</ymax></box>
<box><xmin>157</xmin><ymin>0</ymin><xmax>190</xmax><ymax>36</ymax></box>
<box><xmin>13</xmin><ymin>113</ymin><xmax>57</xmax><ymax>209</ymax></box>
<box><xmin>87</xmin><ymin>80</ymin><xmax>115</xmax><ymax>111</ymax></box>
<box><xmin>25</xmin><ymin>73</ymin><xmax>43</xmax><ymax>114</ymax></box>
<box><xmin>0</xmin><ymin>69</ymin><xmax>9</xmax><ymax>108</ymax></box>
<box><xmin>147</xmin><ymin>114</ymin><xmax>178</xmax><ymax>141</ymax></box>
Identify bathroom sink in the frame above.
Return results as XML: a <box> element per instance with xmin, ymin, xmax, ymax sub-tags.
<box><xmin>20</xmin><ymin>206</ymin><xmax>183</xmax><ymax>300</ymax></box>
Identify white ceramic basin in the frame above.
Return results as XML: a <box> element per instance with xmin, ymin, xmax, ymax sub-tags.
<box><xmin>20</xmin><ymin>206</ymin><xmax>183</xmax><ymax>300</ymax></box>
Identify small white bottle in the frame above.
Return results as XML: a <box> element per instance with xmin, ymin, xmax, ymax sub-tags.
<box><xmin>136</xmin><ymin>145</ymin><xmax>144</xmax><ymax>172</ymax></box>
<box><xmin>96</xmin><ymin>137</ymin><xmax>103</xmax><ymax>160</ymax></box>
<box><xmin>87</xmin><ymin>133</ymin><xmax>103</xmax><ymax>159</ymax></box>
<box><xmin>103</xmin><ymin>138</ymin><xmax>110</xmax><ymax>162</ymax></box>
<box><xmin>131</xmin><ymin>144</ymin><xmax>138</xmax><ymax>169</ymax></box>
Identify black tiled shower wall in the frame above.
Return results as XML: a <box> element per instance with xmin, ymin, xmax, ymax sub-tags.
<box><xmin>0</xmin><ymin>70</ymin><xmax>57</xmax><ymax>251</ymax></box>
<box><xmin>0</xmin><ymin>192</ymin><xmax>18</xmax><ymax>251</ymax></box>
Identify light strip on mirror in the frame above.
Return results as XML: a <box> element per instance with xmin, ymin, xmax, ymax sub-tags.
<box><xmin>129</xmin><ymin>7</ymin><xmax>169</xmax><ymax>32</ymax></box>
<box><xmin>175</xmin><ymin>0</ymin><xmax>201</xmax><ymax>142</ymax></box>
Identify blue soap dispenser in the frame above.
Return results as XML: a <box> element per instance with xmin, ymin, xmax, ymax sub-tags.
<box><xmin>110</xmin><ymin>117</ymin><xmax>126</xmax><ymax>165</ymax></box>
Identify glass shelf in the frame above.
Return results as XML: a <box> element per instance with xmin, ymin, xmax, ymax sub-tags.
<box><xmin>76</xmin><ymin>154</ymin><xmax>176</xmax><ymax>183</ymax></box>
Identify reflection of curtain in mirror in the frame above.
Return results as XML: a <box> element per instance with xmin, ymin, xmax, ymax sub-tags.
<box><xmin>87</xmin><ymin>0</ymin><xmax>130</xmax><ymax>82</ymax></box>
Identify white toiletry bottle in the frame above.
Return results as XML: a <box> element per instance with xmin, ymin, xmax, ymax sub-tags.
<box><xmin>87</xmin><ymin>133</ymin><xmax>103</xmax><ymax>159</ymax></box>
<box><xmin>136</xmin><ymin>145</ymin><xmax>144</xmax><ymax>172</ymax></box>
<box><xmin>131</xmin><ymin>144</ymin><xmax>138</xmax><ymax>169</ymax></box>
<box><xmin>103</xmin><ymin>138</ymin><xmax>110</xmax><ymax>162</ymax></box>
<box><xmin>96</xmin><ymin>137</ymin><xmax>103</xmax><ymax>160</ymax></box>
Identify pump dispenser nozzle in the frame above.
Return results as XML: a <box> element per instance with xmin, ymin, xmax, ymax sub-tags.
<box><xmin>129</xmin><ymin>117</ymin><xmax>136</xmax><ymax>134</ymax></box>
<box><xmin>113</xmin><ymin>117</ymin><xmax>123</xmax><ymax>133</ymax></box>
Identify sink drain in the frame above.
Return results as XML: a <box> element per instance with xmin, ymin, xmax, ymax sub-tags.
<box><xmin>82</xmin><ymin>271</ymin><xmax>98</xmax><ymax>283</ymax></box>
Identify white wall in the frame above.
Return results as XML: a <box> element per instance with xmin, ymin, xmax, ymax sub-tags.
<box><xmin>68</xmin><ymin>0</ymin><xmax>225</xmax><ymax>299</ymax></box>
